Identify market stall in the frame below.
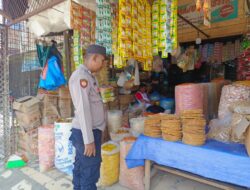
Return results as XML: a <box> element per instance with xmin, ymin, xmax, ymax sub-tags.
<box><xmin>2</xmin><ymin>0</ymin><xmax>250</xmax><ymax>189</ymax></box>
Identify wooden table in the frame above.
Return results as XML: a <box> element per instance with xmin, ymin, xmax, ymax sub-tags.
<box><xmin>144</xmin><ymin>160</ymin><xmax>243</xmax><ymax>190</ymax></box>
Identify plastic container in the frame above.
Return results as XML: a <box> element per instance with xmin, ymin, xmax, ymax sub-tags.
<box><xmin>107</xmin><ymin>110</ymin><xmax>123</xmax><ymax>133</ymax></box>
<box><xmin>129</xmin><ymin>117</ymin><xmax>145</xmax><ymax>137</ymax></box>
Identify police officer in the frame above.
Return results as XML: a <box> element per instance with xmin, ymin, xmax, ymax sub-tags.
<box><xmin>69</xmin><ymin>44</ymin><xmax>106</xmax><ymax>190</ymax></box>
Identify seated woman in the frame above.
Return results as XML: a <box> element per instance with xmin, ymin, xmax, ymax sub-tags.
<box><xmin>135</xmin><ymin>83</ymin><xmax>151</xmax><ymax>108</ymax></box>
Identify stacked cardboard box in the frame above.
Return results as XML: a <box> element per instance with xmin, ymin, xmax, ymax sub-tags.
<box><xmin>37</xmin><ymin>92</ymin><xmax>59</xmax><ymax>125</ymax></box>
<box><xmin>13</xmin><ymin>96</ymin><xmax>41</xmax><ymax>159</ymax></box>
<box><xmin>58</xmin><ymin>87</ymin><xmax>72</xmax><ymax>118</ymax></box>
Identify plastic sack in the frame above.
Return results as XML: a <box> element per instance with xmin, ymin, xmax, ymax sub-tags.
<box><xmin>160</xmin><ymin>98</ymin><xmax>174</xmax><ymax>113</ymax></box>
<box><xmin>98</xmin><ymin>141</ymin><xmax>120</xmax><ymax>187</ymax></box>
<box><xmin>208</xmin><ymin>114</ymin><xmax>232</xmax><ymax>142</ymax></box>
<box><xmin>110</xmin><ymin>128</ymin><xmax>131</xmax><ymax>142</ymax></box>
<box><xmin>38</xmin><ymin>125</ymin><xmax>55</xmax><ymax>172</ymax></box>
<box><xmin>129</xmin><ymin>117</ymin><xmax>145</xmax><ymax>137</ymax></box>
<box><xmin>175</xmin><ymin>83</ymin><xmax>204</xmax><ymax>115</ymax></box>
<box><xmin>119</xmin><ymin>137</ymin><xmax>144</xmax><ymax>190</ymax></box>
<box><xmin>229</xmin><ymin>101</ymin><xmax>250</xmax><ymax>115</ymax></box>
<box><xmin>218</xmin><ymin>84</ymin><xmax>250</xmax><ymax>119</ymax></box>
<box><xmin>54</xmin><ymin>120</ymin><xmax>75</xmax><ymax>176</ymax></box>
<box><xmin>231</xmin><ymin>113</ymin><xmax>250</xmax><ymax>143</ymax></box>
<box><xmin>107</xmin><ymin>110</ymin><xmax>123</xmax><ymax>133</ymax></box>
<box><xmin>39</xmin><ymin>56</ymin><xmax>66</xmax><ymax>91</ymax></box>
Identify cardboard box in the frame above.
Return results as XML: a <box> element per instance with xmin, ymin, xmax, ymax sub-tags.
<box><xmin>13</xmin><ymin>96</ymin><xmax>40</xmax><ymax>112</ymax></box>
<box><xmin>18</xmin><ymin>126</ymin><xmax>38</xmax><ymax>160</ymax></box>
<box><xmin>15</xmin><ymin>109</ymin><xmax>41</xmax><ymax>126</ymax></box>
<box><xmin>59</xmin><ymin>87</ymin><xmax>71</xmax><ymax>99</ymax></box>
<box><xmin>245</xmin><ymin>127</ymin><xmax>250</xmax><ymax>157</ymax></box>
<box><xmin>42</xmin><ymin>115</ymin><xmax>59</xmax><ymax>125</ymax></box>
<box><xmin>37</xmin><ymin>94</ymin><xmax>58</xmax><ymax>106</ymax></box>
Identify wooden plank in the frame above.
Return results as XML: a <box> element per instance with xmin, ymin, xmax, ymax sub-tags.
<box><xmin>154</xmin><ymin>164</ymin><xmax>243</xmax><ymax>190</ymax></box>
<box><xmin>145</xmin><ymin>160</ymin><xmax>151</xmax><ymax>190</ymax></box>
<box><xmin>178</xmin><ymin>0</ymin><xmax>247</xmax><ymax>42</ymax></box>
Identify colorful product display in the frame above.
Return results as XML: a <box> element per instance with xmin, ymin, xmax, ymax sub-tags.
<box><xmin>96</xmin><ymin>0</ymin><xmax>112</xmax><ymax>54</ymax></box>
<box><xmin>116</xmin><ymin>0</ymin><xmax>152</xmax><ymax>70</ymax></box>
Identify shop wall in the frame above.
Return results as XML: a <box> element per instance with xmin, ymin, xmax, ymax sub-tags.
<box><xmin>178</xmin><ymin>0</ymin><xmax>248</xmax><ymax>42</ymax></box>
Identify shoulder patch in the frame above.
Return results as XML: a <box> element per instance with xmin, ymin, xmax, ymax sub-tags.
<box><xmin>80</xmin><ymin>79</ymin><xmax>88</xmax><ymax>88</ymax></box>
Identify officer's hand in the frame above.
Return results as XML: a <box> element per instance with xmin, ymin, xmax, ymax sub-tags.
<box><xmin>84</xmin><ymin>143</ymin><xmax>96</xmax><ymax>157</ymax></box>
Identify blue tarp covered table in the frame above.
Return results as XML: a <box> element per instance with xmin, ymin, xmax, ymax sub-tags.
<box><xmin>126</xmin><ymin>135</ymin><xmax>250</xmax><ymax>188</ymax></box>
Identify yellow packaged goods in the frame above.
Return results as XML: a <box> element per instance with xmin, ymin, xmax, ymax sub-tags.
<box><xmin>144</xmin><ymin>116</ymin><xmax>161</xmax><ymax>138</ymax></box>
<box><xmin>119</xmin><ymin>137</ymin><xmax>144</xmax><ymax>190</ymax></box>
<box><xmin>98</xmin><ymin>142</ymin><xmax>120</xmax><ymax>187</ymax></box>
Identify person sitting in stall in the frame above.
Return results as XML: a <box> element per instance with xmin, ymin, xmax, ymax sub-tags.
<box><xmin>135</xmin><ymin>83</ymin><xmax>151</xmax><ymax>108</ymax></box>
<box><xmin>150</xmin><ymin>56</ymin><xmax>168</xmax><ymax>95</ymax></box>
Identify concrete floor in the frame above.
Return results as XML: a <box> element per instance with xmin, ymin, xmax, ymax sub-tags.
<box><xmin>0</xmin><ymin>161</ymin><xmax>244</xmax><ymax>190</ymax></box>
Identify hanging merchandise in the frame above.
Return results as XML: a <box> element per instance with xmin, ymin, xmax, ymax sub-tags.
<box><xmin>96</xmin><ymin>0</ymin><xmax>112</xmax><ymax>54</ymax></box>
<box><xmin>203</xmin><ymin>0</ymin><xmax>211</xmax><ymax>27</ymax></box>
<box><xmin>117</xmin><ymin>0</ymin><xmax>152</xmax><ymax>69</ymax></box>
<box><xmin>237</xmin><ymin>48</ymin><xmax>250</xmax><ymax>80</ymax></box>
<box><xmin>196</xmin><ymin>0</ymin><xmax>202</xmax><ymax>11</ymax></box>
<box><xmin>170</xmin><ymin>0</ymin><xmax>178</xmax><ymax>51</ymax></box>
<box><xmin>111</xmin><ymin>3</ymin><xmax>119</xmax><ymax>55</ymax></box>
<box><xmin>82</xmin><ymin>6</ymin><xmax>94</xmax><ymax>49</ymax></box>
<box><xmin>38</xmin><ymin>42</ymin><xmax>66</xmax><ymax>91</ymax></box>
<box><xmin>165</xmin><ymin>0</ymin><xmax>172</xmax><ymax>54</ymax></box>
<box><xmin>70</xmin><ymin>1</ymin><xmax>83</xmax><ymax>30</ymax></box>
<box><xmin>73</xmin><ymin>30</ymin><xmax>83</xmax><ymax>70</ymax></box>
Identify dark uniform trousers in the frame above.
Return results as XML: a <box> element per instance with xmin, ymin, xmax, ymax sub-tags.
<box><xmin>69</xmin><ymin>128</ymin><xmax>102</xmax><ymax>190</ymax></box>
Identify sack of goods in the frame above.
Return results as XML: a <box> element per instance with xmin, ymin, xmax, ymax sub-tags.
<box><xmin>129</xmin><ymin>117</ymin><xmax>145</xmax><ymax>137</ymax></box>
<box><xmin>13</xmin><ymin>96</ymin><xmax>41</xmax><ymax>130</ymax></box>
<box><xmin>98</xmin><ymin>141</ymin><xmax>120</xmax><ymax>187</ymax></box>
<box><xmin>54</xmin><ymin>119</ymin><xmax>75</xmax><ymax>175</ymax></box>
<box><xmin>100</xmin><ymin>86</ymin><xmax>115</xmax><ymax>103</ymax></box>
<box><xmin>107</xmin><ymin>110</ymin><xmax>123</xmax><ymax>133</ymax></box>
<box><xmin>38</xmin><ymin>125</ymin><xmax>55</xmax><ymax>172</ymax></box>
<box><xmin>119</xmin><ymin>137</ymin><xmax>144</xmax><ymax>190</ymax></box>
<box><xmin>218</xmin><ymin>83</ymin><xmax>250</xmax><ymax>119</ymax></box>
<box><xmin>181</xmin><ymin>109</ymin><xmax>206</xmax><ymax>146</ymax></box>
<box><xmin>58</xmin><ymin>87</ymin><xmax>72</xmax><ymax>118</ymax></box>
<box><xmin>161</xmin><ymin>114</ymin><xmax>182</xmax><ymax>142</ymax></box>
<box><xmin>18</xmin><ymin>126</ymin><xmax>38</xmax><ymax>160</ymax></box>
<box><xmin>144</xmin><ymin>115</ymin><xmax>161</xmax><ymax>138</ymax></box>
<box><xmin>110</xmin><ymin>128</ymin><xmax>131</xmax><ymax>142</ymax></box>
<box><xmin>37</xmin><ymin>92</ymin><xmax>59</xmax><ymax>125</ymax></box>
